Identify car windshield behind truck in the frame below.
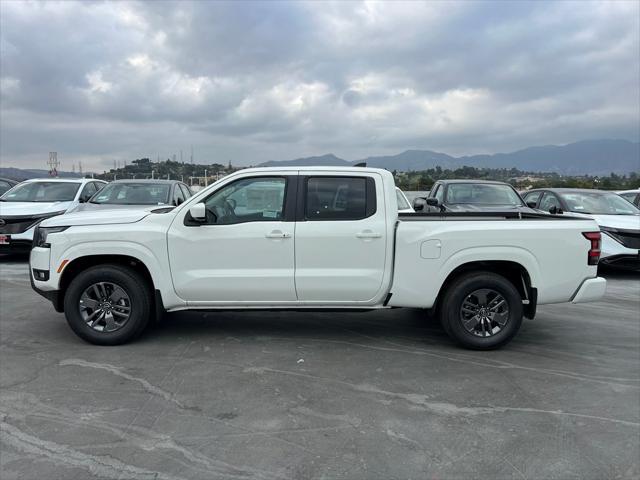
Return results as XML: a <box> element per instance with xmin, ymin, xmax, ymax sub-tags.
<box><xmin>446</xmin><ymin>183</ymin><xmax>523</xmax><ymax>206</ymax></box>
<box><xmin>561</xmin><ymin>192</ymin><xmax>640</xmax><ymax>215</ymax></box>
<box><xmin>0</xmin><ymin>182</ymin><xmax>80</xmax><ymax>202</ymax></box>
<box><xmin>91</xmin><ymin>183</ymin><xmax>171</xmax><ymax>205</ymax></box>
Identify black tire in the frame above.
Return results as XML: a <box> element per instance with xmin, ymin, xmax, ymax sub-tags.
<box><xmin>440</xmin><ymin>271</ymin><xmax>523</xmax><ymax>350</ymax></box>
<box><xmin>63</xmin><ymin>265</ymin><xmax>152</xmax><ymax>345</ymax></box>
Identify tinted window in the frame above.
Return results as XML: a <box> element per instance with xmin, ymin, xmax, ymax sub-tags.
<box><xmin>204</xmin><ymin>177</ymin><xmax>286</xmax><ymax>225</ymax></box>
<box><xmin>306</xmin><ymin>177</ymin><xmax>367</xmax><ymax>220</ymax></box>
<box><xmin>0</xmin><ymin>182</ymin><xmax>80</xmax><ymax>202</ymax></box>
<box><xmin>179</xmin><ymin>184</ymin><xmax>192</xmax><ymax>199</ymax></box>
<box><xmin>91</xmin><ymin>183</ymin><xmax>171</xmax><ymax>205</ymax></box>
<box><xmin>0</xmin><ymin>180</ymin><xmax>12</xmax><ymax>195</ymax></box>
<box><xmin>523</xmin><ymin>191</ymin><xmax>542</xmax><ymax>206</ymax></box>
<box><xmin>620</xmin><ymin>192</ymin><xmax>638</xmax><ymax>203</ymax></box>
<box><xmin>433</xmin><ymin>185</ymin><xmax>444</xmax><ymax>203</ymax></box>
<box><xmin>80</xmin><ymin>182</ymin><xmax>97</xmax><ymax>201</ymax></box>
<box><xmin>173</xmin><ymin>185</ymin><xmax>185</xmax><ymax>205</ymax></box>
<box><xmin>539</xmin><ymin>193</ymin><xmax>561</xmax><ymax>211</ymax></box>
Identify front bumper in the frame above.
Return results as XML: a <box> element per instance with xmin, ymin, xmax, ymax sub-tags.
<box><xmin>0</xmin><ymin>224</ymin><xmax>37</xmax><ymax>254</ymax></box>
<box><xmin>571</xmin><ymin>277</ymin><xmax>607</xmax><ymax>304</ymax></box>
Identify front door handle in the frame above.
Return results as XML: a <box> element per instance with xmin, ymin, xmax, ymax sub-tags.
<box><xmin>356</xmin><ymin>231</ymin><xmax>382</xmax><ymax>239</ymax></box>
<box><xmin>265</xmin><ymin>230</ymin><xmax>291</xmax><ymax>239</ymax></box>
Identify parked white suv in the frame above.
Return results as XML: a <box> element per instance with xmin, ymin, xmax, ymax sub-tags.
<box><xmin>30</xmin><ymin>167</ymin><xmax>605</xmax><ymax>349</ymax></box>
<box><xmin>0</xmin><ymin>178</ymin><xmax>106</xmax><ymax>253</ymax></box>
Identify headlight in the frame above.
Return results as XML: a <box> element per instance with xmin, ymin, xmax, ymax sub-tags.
<box><xmin>33</xmin><ymin>226</ymin><xmax>69</xmax><ymax>248</ymax></box>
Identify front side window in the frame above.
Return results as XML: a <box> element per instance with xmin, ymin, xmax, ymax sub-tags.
<box><xmin>433</xmin><ymin>185</ymin><xmax>444</xmax><ymax>203</ymax></box>
<box><xmin>523</xmin><ymin>191</ymin><xmax>542</xmax><ymax>206</ymax></box>
<box><xmin>0</xmin><ymin>182</ymin><xmax>80</xmax><ymax>202</ymax></box>
<box><xmin>306</xmin><ymin>177</ymin><xmax>368</xmax><ymax>220</ymax></box>
<box><xmin>204</xmin><ymin>177</ymin><xmax>286</xmax><ymax>225</ymax></box>
<box><xmin>80</xmin><ymin>182</ymin><xmax>98</xmax><ymax>201</ymax></box>
<box><xmin>539</xmin><ymin>193</ymin><xmax>561</xmax><ymax>211</ymax></box>
<box><xmin>173</xmin><ymin>185</ymin><xmax>185</xmax><ymax>206</ymax></box>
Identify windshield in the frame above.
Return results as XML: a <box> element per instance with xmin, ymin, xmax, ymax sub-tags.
<box><xmin>561</xmin><ymin>192</ymin><xmax>640</xmax><ymax>215</ymax></box>
<box><xmin>90</xmin><ymin>183</ymin><xmax>171</xmax><ymax>205</ymax></box>
<box><xmin>445</xmin><ymin>183</ymin><xmax>523</xmax><ymax>206</ymax></box>
<box><xmin>0</xmin><ymin>181</ymin><xmax>80</xmax><ymax>202</ymax></box>
<box><xmin>396</xmin><ymin>189</ymin><xmax>411</xmax><ymax>209</ymax></box>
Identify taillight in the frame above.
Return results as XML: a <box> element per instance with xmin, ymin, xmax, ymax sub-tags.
<box><xmin>582</xmin><ymin>232</ymin><xmax>601</xmax><ymax>265</ymax></box>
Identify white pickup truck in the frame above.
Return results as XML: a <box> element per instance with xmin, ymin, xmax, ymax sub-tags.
<box><xmin>30</xmin><ymin>167</ymin><xmax>606</xmax><ymax>349</ymax></box>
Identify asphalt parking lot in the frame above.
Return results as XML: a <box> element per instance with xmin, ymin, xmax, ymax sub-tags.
<box><xmin>0</xmin><ymin>256</ymin><xmax>638</xmax><ymax>480</ymax></box>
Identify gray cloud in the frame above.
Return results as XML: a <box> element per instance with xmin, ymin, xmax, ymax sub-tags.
<box><xmin>1</xmin><ymin>0</ymin><xmax>638</xmax><ymax>170</ymax></box>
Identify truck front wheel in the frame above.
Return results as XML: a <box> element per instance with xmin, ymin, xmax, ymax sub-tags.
<box><xmin>63</xmin><ymin>265</ymin><xmax>152</xmax><ymax>345</ymax></box>
<box><xmin>440</xmin><ymin>271</ymin><xmax>523</xmax><ymax>350</ymax></box>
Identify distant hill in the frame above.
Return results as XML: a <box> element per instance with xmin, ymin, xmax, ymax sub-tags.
<box><xmin>0</xmin><ymin>167</ymin><xmax>83</xmax><ymax>181</ymax></box>
<box><xmin>259</xmin><ymin>153</ymin><xmax>351</xmax><ymax>167</ymax></box>
<box><xmin>258</xmin><ymin>139</ymin><xmax>639</xmax><ymax>175</ymax></box>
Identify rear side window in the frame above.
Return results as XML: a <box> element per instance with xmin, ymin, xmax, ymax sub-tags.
<box><xmin>305</xmin><ymin>177</ymin><xmax>375</xmax><ymax>220</ymax></box>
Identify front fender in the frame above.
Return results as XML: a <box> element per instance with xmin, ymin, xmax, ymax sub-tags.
<box><xmin>52</xmin><ymin>241</ymin><xmax>186</xmax><ymax>310</ymax></box>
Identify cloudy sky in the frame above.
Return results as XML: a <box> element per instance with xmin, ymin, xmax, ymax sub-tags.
<box><xmin>1</xmin><ymin>0</ymin><xmax>638</xmax><ymax>171</ymax></box>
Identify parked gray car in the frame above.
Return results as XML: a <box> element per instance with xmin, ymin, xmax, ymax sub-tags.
<box><xmin>413</xmin><ymin>179</ymin><xmax>535</xmax><ymax>213</ymax></box>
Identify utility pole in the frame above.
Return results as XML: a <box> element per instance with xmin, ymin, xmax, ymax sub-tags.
<box><xmin>47</xmin><ymin>152</ymin><xmax>59</xmax><ymax>177</ymax></box>
<box><xmin>204</xmin><ymin>169</ymin><xmax>208</xmax><ymax>186</ymax></box>
<box><xmin>190</xmin><ymin>145</ymin><xmax>194</xmax><ymax>164</ymax></box>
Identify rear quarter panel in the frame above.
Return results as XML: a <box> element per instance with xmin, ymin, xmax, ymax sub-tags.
<box><xmin>389</xmin><ymin>218</ymin><xmax>599</xmax><ymax>308</ymax></box>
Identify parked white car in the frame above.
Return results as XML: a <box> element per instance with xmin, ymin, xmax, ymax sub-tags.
<box><xmin>395</xmin><ymin>187</ymin><xmax>414</xmax><ymax>213</ymax></box>
<box><xmin>522</xmin><ymin>188</ymin><xmax>640</xmax><ymax>270</ymax></box>
<box><xmin>30</xmin><ymin>167</ymin><xmax>605</xmax><ymax>349</ymax></box>
<box><xmin>0</xmin><ymin>178</ymin><xmax>106</xmax><ymax>253</ymax></box>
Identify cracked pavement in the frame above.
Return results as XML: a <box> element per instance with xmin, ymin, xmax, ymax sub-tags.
<box><xmin>1</xmin><ymin>257</ymin><xmax>639</xmax><ymax>479</ymax></box>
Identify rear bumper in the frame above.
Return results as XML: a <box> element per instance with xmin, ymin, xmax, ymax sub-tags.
<box><xmin>571</xmin><ymin>277</ymin><xmax>607</xmax><ymax>304</ymax></box>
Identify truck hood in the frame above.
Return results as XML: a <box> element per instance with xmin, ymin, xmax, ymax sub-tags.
<box><xmin>39</xmin><ymin>207</ymin><xmax>155</xmax><ymax>227</ymax></box>
<box><xmin>567</xmin><ymin>212</ymin><xmax>640</xmax><ymax>231</ymax></box>
<box><xmin>71</xmin><ymin>203</ymin><xmax>172</xmax><ymax>213</ymax></box>
<box><xmin>0</xmin><ymin>201</ymin><xmax>75</xmax><ymax>217</ymax></box>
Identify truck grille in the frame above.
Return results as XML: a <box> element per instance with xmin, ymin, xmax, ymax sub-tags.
<box><xmin>0</xmin><ymin>217</ymin><xmax>41</xmax><ymax>234</ymax></box>
<box><xmin>605</xmin><ymin>229</ymin><xmax>640</xmax><ymax>249</ymax></box>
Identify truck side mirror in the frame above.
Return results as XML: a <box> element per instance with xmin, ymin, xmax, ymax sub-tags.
<box><xmin>526</xmin><ymin>201</ymin><xmax>537</xmax><ymax>209</ymax></box>
<box><xmin>426</xmin><ymin>197</ymin><xmax>439</xmax><ymax>207</ymax></box>
<box><xmin>413</xmin><ymin>198</ymin><xmax>426</xmax><ymax>211</ymax></box>
<box><xmin>189</xmin><ymin>203</ymin><xmax>207</xmax><ymax>221</ymax></box>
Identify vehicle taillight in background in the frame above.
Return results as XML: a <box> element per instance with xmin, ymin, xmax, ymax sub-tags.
<box><xmin>582</xmin><ymin>232</ymin><xmax>601</xmax><ymax>265</ymax></box>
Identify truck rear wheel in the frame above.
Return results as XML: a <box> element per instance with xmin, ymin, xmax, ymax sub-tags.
<box><xmin>63</xmin><ymin>265</ymin><xmax>152</xmax><ymax>345</ymax></box>
<box><xmin>440</xmin><ymin>271</ymin><xmax>523</xmax><ymax>350</ymax></box>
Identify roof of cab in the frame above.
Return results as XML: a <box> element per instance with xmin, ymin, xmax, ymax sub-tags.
<box><xmin>232</xmin><ymin>166</ymin><xmax>390</xmax><ymax>175</ymax></box>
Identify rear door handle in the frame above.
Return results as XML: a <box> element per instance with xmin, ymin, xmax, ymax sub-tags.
<box><xmin>265</xmin><ymin>230</ymin><xmax>291</xmax><ymax>239</ymax></box>
<box><xmin>356</xmin><ymin>231</ymin><xmax>382</xmax><ymax>239</ymax></box>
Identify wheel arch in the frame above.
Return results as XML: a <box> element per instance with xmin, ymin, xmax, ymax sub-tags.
<box><xmin>57</xmin><ymin>254</ymin><xmax>156</xmax><ymax>312</ymax></box>
<box><xmin>435</xmin><ymin>260</ymin><xmax>537</xmax><ymax>319</ymax></box>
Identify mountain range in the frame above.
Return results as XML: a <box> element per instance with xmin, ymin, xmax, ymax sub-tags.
<box><xmin>258</xmin><ymin>139</ymin><xmax>639</xmax><ymax>175</ymax></box>
<box><xmin>2</xmin><ymin>139</ymin><xmax>638</xmax><ymax>180</ymax></box>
